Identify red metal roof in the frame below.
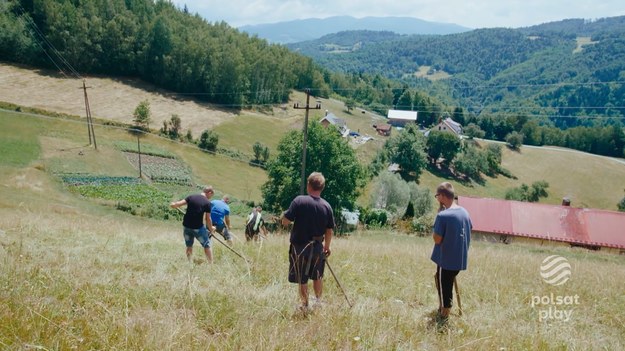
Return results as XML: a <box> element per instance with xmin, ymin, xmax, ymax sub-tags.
<box><xmin>458</xmin><ymin>196</ymin><xmax>625</xmax><ymax>249</ymax></box>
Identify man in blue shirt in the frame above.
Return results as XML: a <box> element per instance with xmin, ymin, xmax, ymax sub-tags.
<box><xmin>211</xmin><ymin>195</ymin><xmax>233</xmax><ymax>246</ymax></box>
<box><xmin>431</xmin><ymin>182</ymin><xmax>471</xmax><ymax>321</ymax></box>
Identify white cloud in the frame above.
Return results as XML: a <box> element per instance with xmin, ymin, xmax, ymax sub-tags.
<box><xmin>171</xmin><ymin>0</ymin><xmax>625</xmax><ymax>29</ymax></box>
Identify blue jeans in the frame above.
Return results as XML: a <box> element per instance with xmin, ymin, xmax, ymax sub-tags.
<box><xmin>183</xmin><ymin>226</ymin><xmax>211</xmax><ymax>248</ymax></box>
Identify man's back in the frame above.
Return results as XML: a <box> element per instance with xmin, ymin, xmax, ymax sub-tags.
<box><xmin>183</xmin><ymin>194</ymin><xmax>211</xmax><ymax>229</ymax></box>
<box><xmin>431</xmin><ymin>206</ymin><xmax>471</xmax><ymax>270</ymax></box>
<box><xmin>284</xmin><ymin>195</ymin><xmax>334</xmax><ymax>245</ymax></box>
<box><xmin>210</xmin><ymin>199</ymin><xmax>229</xmax><ymax>225</ymax></box>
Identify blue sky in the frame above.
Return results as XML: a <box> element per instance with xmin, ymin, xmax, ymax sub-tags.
<box><xmin>171</xmin><ymin>0</ymin><xmax>625</xmax><ymax>29</ymax></box>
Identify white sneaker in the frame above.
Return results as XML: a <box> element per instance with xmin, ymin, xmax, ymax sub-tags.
<box><xmin>312</xmin><ymin>297</ymin><xmax>324</xmax><ymax>309</ymax></box>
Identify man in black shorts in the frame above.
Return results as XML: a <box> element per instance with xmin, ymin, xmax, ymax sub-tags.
<box><xmin>282</xmin><ymin>172</ymin><xmax>335</xmax><ymax>311</ymax></box>
<box><xmin>170</xmin><ymin>186</ymin><xmax>216</xmax><ymax>263</ymax></box>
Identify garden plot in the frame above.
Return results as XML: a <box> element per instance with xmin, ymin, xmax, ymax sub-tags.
<box><xmin>123</xmin><ymin>152</ymin><xmax>192</xmax><ymax>185</ymax></box>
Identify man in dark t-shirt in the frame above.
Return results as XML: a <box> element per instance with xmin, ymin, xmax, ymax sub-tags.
<box><xmin>170</xmin><ymin>186</ymin><xmax>216</xmax><ymax>263</ymax></box>
<box><xmin>282</xmin><ymin>172</ymin><xmax>335</xmax><ymax>312</ymax></box>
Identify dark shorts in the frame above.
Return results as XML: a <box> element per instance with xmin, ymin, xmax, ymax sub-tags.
<box><xmin>215</xmin><ymin>223</ymin><xmax>232</xmax><ymax>241</ymax></box>
<box><xmin>288</xmin><ymin>241</ymin><xmax>325</xmax><ymax>284</ymax></box>
<box><xmin>183</xmin><ymin>226</ymin><xmax>211</xmax><ymax>248</ymax></box>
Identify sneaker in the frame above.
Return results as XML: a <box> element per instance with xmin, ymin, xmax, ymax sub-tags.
<box><xmin>297</xmin><ymin>303</ymin><xmax>311</xmax><ymax>313</ymax></box>
<box><xmin>312</xmin><ymin>297</ymin><xmax>324</xmax><ymax>310</ymax></box>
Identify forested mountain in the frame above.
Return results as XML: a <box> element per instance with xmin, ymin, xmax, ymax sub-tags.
<box><xmin>239</xmin><ymin>16</ymin><xmax>470</xmax><ymax>44</ymax></box>
<box><xmin>289</xmin><ymin>16</ymin><xmax>625</xmax><ymax>129</ymax></box>
<box><xmin>1</xmin><ymin>1</ymin><xmax>624</xmax><ymax>158</ymax></box>
<box><xmin>0</xmin><ymin>0</ymin><xmax>355</xmax><ymax>108</ymax></box>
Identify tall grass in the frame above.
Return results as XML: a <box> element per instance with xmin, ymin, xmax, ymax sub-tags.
<box><xmin>1</xmin><ymin>203</ymin><xmax>624</xmax><ymax>350</ymax></box>
<box><xmin>1</xmin><ymin>109</ymin><xmax>625</xmax><ymax>350</ymax></box>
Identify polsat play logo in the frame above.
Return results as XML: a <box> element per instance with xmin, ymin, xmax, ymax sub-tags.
<box><xmin>540</xmin><ymin>255</ymin><xmax>571</xmax><ymax>286</ymax></box>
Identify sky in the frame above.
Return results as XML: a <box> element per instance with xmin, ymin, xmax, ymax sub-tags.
<box><xmin>170</xmin><ymin>0</ymin><xmax>625</xmax><ymax>29</ymax></box>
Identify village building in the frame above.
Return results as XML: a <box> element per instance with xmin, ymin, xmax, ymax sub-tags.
<box><xmin>320</xmin><ymin>112</ymin><xmax>349</xmax><ymax>137</ymax></box>
<box><xmin>373</xmin><ymin>123</ymin><xmax>392</xmax><ymax>136</ymax></box>
<box><xmin>387</xmin><ymin>109</ymin><xmax>418</xmax><ymax>127</ymax></box>
<box><xmin>429</xmin><ymin>117</ymin><xmax>463</xmax><ymax>137</ymax></box>
<box><xmin>458</xmin><ymin>196</ymin><xmax>625</xmax><ymax>254</ymax></box>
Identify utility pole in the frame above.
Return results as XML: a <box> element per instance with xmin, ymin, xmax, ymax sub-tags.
<box><xmin>293</xmin><ymin>89</ymin><xmax>321</xmax><ymax>194</ymax></box>
<box><xmin>137</xmin><ymin>132</ymin><xmax>142</xmax><ymax>178</ymax></box>
<box><xmin>81</xmin><ymin>79</ymin><xmax>97</xmax><ymax>149</ymax></box>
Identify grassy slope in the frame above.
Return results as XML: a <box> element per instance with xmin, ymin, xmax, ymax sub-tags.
<box><xmin>1</xmin><ymin>106</ymin><xmax>625</xmax><ymax>350</ymax></box>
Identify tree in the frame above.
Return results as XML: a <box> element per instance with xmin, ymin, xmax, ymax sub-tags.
<box><xmin>252</xmin><ymin>141</ymin><xmax>264</xmax><ymax>162</ymax></box>
<box><xmin>408</xmin><ymin>182</ymin><xmax>433</xmax><ymax>218</ymax></box>
<box><xmin>464</xmin><ymin>123</ymin><xmax>485</xmax><ymax>139</ymax></box>
<box><xmin>345</xmin><ymin>98</ymin><xmax>355</xmax><ymax>113</ymax></box>
<box><xmin>198</xmin><ymin>129</ymin><xmax>219</xmax><ymax>152</ymax></box>
<box><xmin>426</xmin><ymin>131</ymin><xmax>461</xmax><ymax>166</ymax></box>
<box><xmin>385</xmin><ymin>124</ymin><xmax>427</xmax><ymax>181</ymax></box>
<box><xmin>453</xmin><ymin>144</ymin><xmax>487</xmax><ymax>181</ymax></box>
<box><xmin>618</xmin><ymin>190</ymin><xmax>625</xmax><ymax>212</ymax></box>
<box><xmin>262</xmin><ymin>121</ymin><xmax>365</xmax><ymax>213</ymax></box>
<box><xmin>133</xmin><ymin>100</ymin><xmax>152</xmax><ymax>131</ymax></box>
<box><xmin>370</xmin><ymin>172</ymin><xmax>411</xmax><ymax>217</ymax></box>
<box><xmin>505</xmin><ymin>181</ymin><xmax>550</xmax><ymax>202</ymax></box>
<box><xmin>505</xmin><ymin>131</ymin><xmax>524</xmax><ymax>150</ymax></box>
<box><xmin>261</xmin><ymin>146</ymin><xmax>270</xmax><ymax>164</ymax></box>
<box><xmin>452</xmin><ymin>107</ymin><xmax>466</xmax><ymax>126</ymax></box>
<box><xmin>396</xmin><ymin>90</ymin><xmax>413</xmax><ymax>110</ymax></box>
<box><xmin>160</xmin><ymin>114</ymin><xmax>181</xmax><ymax>140</ymax></box>
<box><xmin>484</xmin><ymin>143</ymin><xmax>503</xmax><ymax>176</ymax></box>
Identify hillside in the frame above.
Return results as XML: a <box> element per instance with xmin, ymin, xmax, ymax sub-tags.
<box><xmin>2</xmin><ymin>62</ymin><xmax>625</xmax><ymax>211</ymax></box>
<box><xmin>1</xmin><ymin>109</ymin><xmax>624</xmax><ymax>349</ymax></box>
<box><xmin>239</xmin><ymin>15</ymin><xmax>471</xmax><ymax>44</ymax></box>
<box><xmin>288</xmin><ymin>16</ymin><xmax>625</xmax><ymax>125</ymax></box>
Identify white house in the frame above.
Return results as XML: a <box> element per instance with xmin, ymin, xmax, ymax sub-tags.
<box><xmin>387</xmin><ymin>109</ymin><xmax>418</xmax><ymax>126</ymax></box>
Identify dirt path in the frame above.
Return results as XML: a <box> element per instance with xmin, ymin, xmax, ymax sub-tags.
<box><xmin>0</xmin><ymin>63</ymin><xmax>235</xmax><ymax>137</ymax></box>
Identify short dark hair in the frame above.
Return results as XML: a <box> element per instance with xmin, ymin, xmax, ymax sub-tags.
<box><xmin>307</xmin><ymin>172</ymin><xmax>325</xmax><ymax>191</ymax></box>
<box><xmin>436</xmin><ymin>182</ymin><xmax>455</xmax><ymax>200</ymax></box>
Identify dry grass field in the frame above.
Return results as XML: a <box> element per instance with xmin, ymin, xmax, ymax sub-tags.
<box><xmin>1</xmin><ymin>171</ymin><xmax>624</xmax><ymax>350</ymax></box>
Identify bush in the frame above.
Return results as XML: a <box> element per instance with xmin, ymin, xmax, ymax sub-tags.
<box><xmin>412</xmin><ymin>213</ymin><xmax>435</xmax><ymax>236</ymax></box>
<box><xmin>198</xmin><ymin>129</ymin><xmax>219</xmax><ymax>151</ymax></box>
<box><xmin>359</xmin><ymin>207</ymin><xmax>389</xmax><ymax>228</ymax></box>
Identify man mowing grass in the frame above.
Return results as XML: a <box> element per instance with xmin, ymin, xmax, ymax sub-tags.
<box><xmin>170</xmin><ymin>186</ymin><xmax>217</xmax><ymax>263</ymax></box>
<box><xmin>431</xmin><ymin>182</ymin><xmax>472</xmax><ymax>324</ymax></box>
<box><xmin>282</xmin><ymin>172</ymin><xmax>335</xmax><ymax>313</ymax></box>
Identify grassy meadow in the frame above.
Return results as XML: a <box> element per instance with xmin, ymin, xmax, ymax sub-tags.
<box><xmin>1</xmin><ymin>101</ymin><xmax>625</xmax><ymax>349</ymax></box>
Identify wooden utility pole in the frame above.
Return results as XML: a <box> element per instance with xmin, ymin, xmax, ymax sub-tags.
<box><xmin>81</xmin><ymin>79</ymin><xmax>97</xmax><ymax>149</ymax></box>
<box><xmin>137</xmin><ymin>133</ymin><xmax>142</xmax><ymax>178</ymax></box>
<box><xmin>293</xmin><ymin>89</ymin><xmax>321</xmax><ymax>194</ymax></box>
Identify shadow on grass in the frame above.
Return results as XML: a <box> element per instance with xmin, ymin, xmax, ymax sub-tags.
<box><xmin>425</xmin><ymin>163</ymin><xmax>485</xmax><ymax>187</ymax></box>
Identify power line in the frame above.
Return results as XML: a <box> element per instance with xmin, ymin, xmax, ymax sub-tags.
<box><xmin>15</xmin><ymin>5</ymin><xmax>82</xmax><ymax>79</ymax></box>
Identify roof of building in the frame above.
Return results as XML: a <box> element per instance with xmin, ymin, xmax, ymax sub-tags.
<box><xmin>320</xmin><ymin>113</ymin><xmax>346</xmax><ymax>127</ymax></box>
<box><xmin>387</xmin><ymin>109</ymin><xmax>418</xmax><ymax>121</ymax></box>
<box><xmin>375</xmin><ymin>124</ymin><xmax>392</xmax><ymax>131</ymax></box>
<box><xmin>458</xmin><ymin>196</ymin><xmax>625</xmax><ymax>249</ymax></box>
<box><xmin>443</xmin><ymin>118</ymin><xmax>462</xmax><ymax>134</ymax></box>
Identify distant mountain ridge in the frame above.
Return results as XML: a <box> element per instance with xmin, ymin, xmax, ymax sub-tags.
<box><xmin>286</xmin><ymin>16</ymin><xmax>625</xmax><ymax>129</ymax></box>
<box><xmin>239</xmin><ymin>16</ymin><xmax>471</xmax><ymax>44</ymax></box>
